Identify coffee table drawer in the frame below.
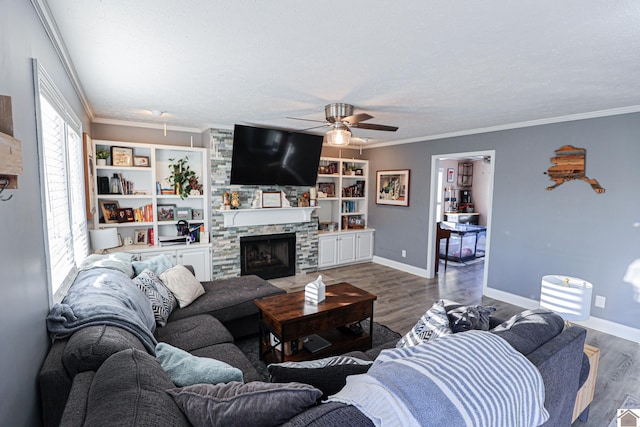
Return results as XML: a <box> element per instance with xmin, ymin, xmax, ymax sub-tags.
<box><xmin>283</xmin><ymin>302</ymin><xmax>372</xmax><ymax>338</ymax></box>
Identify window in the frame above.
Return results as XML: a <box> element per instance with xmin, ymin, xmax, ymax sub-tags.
<box><xmin>34</xmin><ymin>60</ymin><xmax>89</xmax><ymax>304</ymax></box>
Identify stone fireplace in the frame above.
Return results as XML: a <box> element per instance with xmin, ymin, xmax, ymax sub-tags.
<box><xmin>240</xmin><ymin>233</ymin><xmax>296</xmax><ymax>279</ymax></box>
<box><xmin>208</xmin><ymin>128</ymin><xmax>319</xmax><ymax>280</ymax></box>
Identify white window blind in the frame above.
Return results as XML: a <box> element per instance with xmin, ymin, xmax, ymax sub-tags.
<box><xmin>35</xmin><ymin>60</ymin><xmax>88</xmax><ymax>302</ymax></box>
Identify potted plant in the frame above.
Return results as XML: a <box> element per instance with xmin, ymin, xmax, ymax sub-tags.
<box><xmin>96</xmin><ymin>149</ymin><xmax>110</xmax><ymax>166</ymax></box>
<box><xmin>168</xmin><ymin>156</ymin><xmax>199</xmax><ymax>199</ymax></box>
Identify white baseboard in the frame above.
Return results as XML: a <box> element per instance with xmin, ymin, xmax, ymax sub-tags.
<box><xmin>372</xmin><ymin>256</ymin><xmax>428</xmax><ymax>278</ymax></box>
<box><xmin>484</xmin><ymin>287</ymin><xmax>640</xmax><ymax>344</ymax></box>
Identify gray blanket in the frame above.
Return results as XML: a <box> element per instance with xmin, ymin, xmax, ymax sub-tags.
<box><xmin>47</xmin><ymin>268</ymin><xmax>157</xmax><ymax>353</ymax></box>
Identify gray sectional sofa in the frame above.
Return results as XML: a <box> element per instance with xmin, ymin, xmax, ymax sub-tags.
<box><xmin>39</xmin><ymin>257</ymin><xmax>589</xmax><ymax>427</ymax></box>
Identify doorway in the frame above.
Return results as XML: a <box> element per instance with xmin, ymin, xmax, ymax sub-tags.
<box><xmin>426</xmin><ymin>150</ymin><xmax>495</xmax><ymax>290</ymax></box>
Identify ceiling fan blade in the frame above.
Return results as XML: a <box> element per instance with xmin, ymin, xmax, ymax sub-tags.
<box><xmin>352</xmin><ymin>122</ymin><xmax>399</xmax><ymax>132</ymax></box>
<box><xmin>297</xmin><ymin>124</ymin><xmax>330</xmax><ymax>132</ymax></box>
<box><xmin>286</xmin><ymin>117</ymin><xmax>327</xmax><ymax>124</ymax></box>
<box><xmin>342</xmin><ymin>113</ymin><xmax>373</xmax><ymax>124</ymax></box>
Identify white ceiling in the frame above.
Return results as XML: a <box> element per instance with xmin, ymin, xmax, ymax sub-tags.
<box><xmin>44</xmin><ymin>0</ymin><xmax>640</xmax><ymax>146</ymax></box>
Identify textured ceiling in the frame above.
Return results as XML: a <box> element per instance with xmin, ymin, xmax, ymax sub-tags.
<box><xmin>45</xmin><ymin>0</ymin><xmax>640</xmax><ymax>146</ymax></box>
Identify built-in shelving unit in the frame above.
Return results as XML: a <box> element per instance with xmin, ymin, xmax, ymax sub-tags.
<box><xmin>92</xmin><ymin>139</ymin><xmax>212</xmax><ymax>280</ymax></box>
<box><xmin>315</xmin><ymin>157</ymin><xmax>374</xmax><ymax>269</ymax></box>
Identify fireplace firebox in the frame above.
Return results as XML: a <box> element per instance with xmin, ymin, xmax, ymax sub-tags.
<box><xmin>240</xmin><ymin>233</ymin><xmax>296</xmax><ymax>279</ymax></box>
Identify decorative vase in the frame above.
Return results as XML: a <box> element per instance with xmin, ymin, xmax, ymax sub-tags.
<box><xmin>175</xmin><ymin>182</ymin><xmax>181</xmax><ymax>196</ymax></box>
<box><xmin>97</xmin><ymin>159</ymin><xmax>106</xmax><ymax>166</ymax></box>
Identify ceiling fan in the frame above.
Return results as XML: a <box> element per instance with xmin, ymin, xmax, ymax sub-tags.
<box><xmin>288</xmin><ymin>103</ymin><xmax>398</xmax><ymax>146</ymax></box>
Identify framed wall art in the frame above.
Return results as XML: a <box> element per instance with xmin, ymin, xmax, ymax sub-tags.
<box><xmin>111</xmin><ymin>146</ymin><xmax>133</xmax><ymax>167</ymax></box>
<box><xmin>157</xmin><ymin>204</ymin><xmax>176</xmax><ymax>221</ymax></box>
<box><xmin>133</xmin><ymin>155</ymin><xmax>149</xmax><ymax>167</ymax></box>
<box><xmin>376</xmin><ymin>169</ymin><xmax>410</xmax><ymax>207</ymax></box>
<box><xmin>262</xmin><ymin>191</ymin><xmax>282</xmax><ymax>208</ymax></box>
<box><xmin>447</xmin><ymin>168</ymin><xmax>455</xmax><ymax>183</ymax></box>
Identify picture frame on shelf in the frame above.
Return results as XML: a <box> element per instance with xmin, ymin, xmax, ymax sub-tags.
<box><xmin>99</xmin><ymin>200</ymin><xmax>120</xmax><ymax>224</ymax></box>
<box><xmin>376</xmin><ymin>169</ymin><xmax>410</xmax><ymax>207</ymax></box>
<box><xmin>133</xmin><ymin>156</ymin><xmax>149</xmax><ymax>167</ymax></box>
<box><xmin>116</xmin><ymin>208</ymin><xmax>128</xmax><ymax>223</ymax></box>
<box><xmin>175</xmin><ymin>207</ymin><xmax>192</xmax><ymax>220</ymax></box>
<box><xmin>111</xmin><ymin>146</ymin><xmax>134</xmax><ymax>167</ymax></box>
<box><xmin>192</xmin><ymin>209</ymin><xmax>203</xmax><ymax>220</ymax></box>
<box><xmin>447</xmin><ymin>168</ymin><xmax>455</xmax><ymax>183</ymax></box>
<box><xmin>317</xmin><ymin>182</ymin><xmax>335</xmax><ymax>198</ymax></box>
<box><xmin>134</xmin><ymin>229</ymin><xmax>148</xmax><ymax>245</ymax></box>
<box><xmin>262</xmin><ymin>191</ymin><xmax>282</xmax><ymax>208</ymax></box>
<box><xmin>157</xmin><ymin>204</ymin><xmax>176</xmax><ymax>221</ymax></box>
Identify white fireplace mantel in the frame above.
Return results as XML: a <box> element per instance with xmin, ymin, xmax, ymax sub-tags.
<box><xmin>217</xmin><ymin>207</ymin><xmax>317</xmax><ymax>227</ymax></box>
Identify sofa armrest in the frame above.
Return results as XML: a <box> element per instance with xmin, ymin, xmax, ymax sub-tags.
<box><xmin>526</xmin><ymin>325</ymin><xmax>587</xmax><ymax>427</ymax></box>
<box><xmin>39</xmin><ymin>338</ymin><xmax>72</xmax><ymax>427</ymax></box>
<box><xmin>59</xmin><ymin>371</ymin><xmax>95</xmax><ymax>427</ymax></box>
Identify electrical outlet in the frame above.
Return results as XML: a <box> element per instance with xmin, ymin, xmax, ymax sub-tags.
<box><xmin>595</xmin><ymin>295</ymin><xmax>606</xmax><ymax>308</ymax></box>
<box><xmin>401</xmin><ymin>250</ymin><xmax>406</xmax><ymax>258</ymax></box>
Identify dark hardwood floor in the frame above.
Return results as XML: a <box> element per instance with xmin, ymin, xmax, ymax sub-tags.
<box><xmin>268</xmin><ymin>260</ymin><xmax>640</xmax><ymax>427</ymax></box>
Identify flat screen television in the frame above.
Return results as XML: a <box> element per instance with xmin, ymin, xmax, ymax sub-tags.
<box><xmin>230</xmin><ymin>124</ymin><xmax>323</xmax><ymax>186</ymax></box>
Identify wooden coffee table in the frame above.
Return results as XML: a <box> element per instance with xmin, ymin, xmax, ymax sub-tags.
<box><xmin>254</xmin><ymin>282</ymin><xmax>377</xmax><ymax>363</ymax></box>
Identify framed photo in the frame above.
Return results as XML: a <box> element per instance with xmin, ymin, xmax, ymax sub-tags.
<box><xmin>99</xmin><ymin>200</ymin><xmax>120</xmax><ymax>223</ymax></box>
<box><xmin>447</xmin><ymin>168</ymin><xmax>455</xmax><ymax>183</ymax></box>
<box><xmin>111</xmin><ymin>146</ymin><xmax>133</xmax><ymax>167</ymax></box>
<box><xmin>133</xmin><ymin>156</ymin><xmax>149</xmax><ymax>167</ymax></box>
<box><xmin>192</xmin><ymin>209</ymin><xmax>203</xmax><ymax>220</ymax></box>
<box><xmin>317</xmin><ymin>182</ymin><xmax>335</xmax><ymax>198</ymax></box>
<box><xmin>376</xmin><ymin>169</ymin><xmax>410</xmax><ymax>207</ymax></box>
<box><xmin>115</xmin><ymin>207</ymin><xmax>134</xmax><ymax>222</ymax></box>
<box><xmin>134</xmin><ymin>229</ymin><xmax>148</xmax><ymax>245</ymax></box>
<box><xmin>262</xmin><ymin>191</ymin><xmax>282</xmax><ymax>208</ymax></box>
<box><xmin>175</xmin><ymin>207</ymin><xmax>192</xmax><ymax>220</ymax></box>
<box><xmin>157</xmin><ymin>204</ymin><xmax>176</xmax><ymax>221</ymax></box>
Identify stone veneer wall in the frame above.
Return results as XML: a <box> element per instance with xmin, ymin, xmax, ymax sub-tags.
<box><xmin>208</xmin><ymin>128</ymin><xmax>319</xmax><ymax>280</ymax></box>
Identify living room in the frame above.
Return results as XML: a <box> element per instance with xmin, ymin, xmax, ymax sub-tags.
<box><xmin>2</xmin><ymin>2</ymin><xmax>640</xmax><ymax>426</ymax></box>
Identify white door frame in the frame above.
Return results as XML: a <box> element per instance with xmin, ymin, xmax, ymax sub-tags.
<box><xmin>426</xmin><ymin>150</ymin><xmax>496</xmax><ymax>291</ymax></box>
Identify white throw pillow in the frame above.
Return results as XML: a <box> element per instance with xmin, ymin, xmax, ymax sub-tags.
<box><xmin>396</xmin><ymin>299</ymin><xmax>452</xmax><ymax>348</ymax></box>
<box><xmin>159</xmin><ymin>265</ymin><xmax>205</xmax><ymax>308</ymax></box>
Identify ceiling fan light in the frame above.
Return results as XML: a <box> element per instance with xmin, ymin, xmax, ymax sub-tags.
<box><xmin>326</xmin><ymin>124</ymin><xmax>351</xmax><ymax>146</ymax></box>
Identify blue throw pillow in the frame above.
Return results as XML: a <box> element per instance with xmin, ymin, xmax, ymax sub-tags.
<box><xmin>156</xmin><ymin>342</ymin><xmax>243</xmax><ymax>386</ymax></box>
<box><xmin>132</xmin><ymin>254</ymin><xmax>173</xmax><ymax>276</ymax></box>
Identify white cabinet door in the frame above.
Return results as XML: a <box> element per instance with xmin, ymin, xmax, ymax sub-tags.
<box><xmin>355</xmin><ymin>231</ymin><xmax>374</xmax><ymax>261</ymax></box>
<box><xmin>178</xmin><ymin>248</ymin><xmax>211</xmax><ymax>281</ymax></box>
<box><xmin>318</xmin><ymin>235</ymin><xmax>338</xmax><ymax>268</ymax></box>
<box><xmin>337</xmin><ymin>233</ymin><xmax>356</xmax><ymax>264</ymax></box>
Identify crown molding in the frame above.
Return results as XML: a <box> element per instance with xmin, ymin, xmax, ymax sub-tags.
<box><xmin>92</xmin><ymin>117</ymin><xmax>204</xmax><ymax>134</ymax></box>
<box><xmin>364</xmin><ymin>104</ymin><xmax>640</xmax><ymax>149</ymax></box>
<box><xmin>31</xmin><ymin>0</ymin><xmax>95</xmax><ymax>121</ymax></box>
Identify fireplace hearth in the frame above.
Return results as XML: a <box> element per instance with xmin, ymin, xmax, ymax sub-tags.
<box><xmin>240</xmin><ymin>233</ymin><xmax>296</xmax><ymax>279</ymax></box>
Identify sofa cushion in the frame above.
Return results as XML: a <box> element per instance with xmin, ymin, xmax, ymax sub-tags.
<box><xmin>396</xmin><ymin>299</ymin><xmax>451</xmax><ymax>348</ymax></box>
<box><xmin>160</xmin><ymin>265</ymin><xmax>205</xmax><ymax>308</ymax></box>
<box><xmin>156</xmin><ymin>342</ymin><xmax>243</xmax><ymax>386</ymax></box>
<box><xmin>79</xmin><ymin>252</ymin><xmax>134</xmax><ymax>277</ymax></box>
<box><xmin>62</xmin><ymin>325</ymin><xmax>147</xmax><ymax>376</ymax></box>
<box><xmin>133</xmin><ymin>269</ymin><xmax>178</xmax><ymax>326</ymax></box>
<box><xmin>168</xmin><ymin>275</ymin><xmax>286</xmax><ymax>323</ymax></box>
<box><xmin>268</xmin><ymin>356</ymin><xmax>373</xmax><ymax>400</ymax></box>
<box><xmin>192</xmin><ymin>343</ymin><xmax>264</xmax><ymax>383</ymax></box>
<box><xmin>155</xmin><ymin>314</ymin><xmax>233</xmax><ymax>351</ymax></box>
<box><xmin>447</xmin><ymin>304</ymin><xmax>496</xmax><ymax>333</ymax></box>
<box><xmin>167</xmin><ymin>381</ymin><xmax>322</xmax><ymax>427</ymax></box>
<box><xmin>490</xmin><ymin>308</ymin><xmax>564</xmax><ymax>355</ymax></box>
<box><xmin>132</xmin><ymin>253</ymin><xmax>173</xmax><ymax>276</ymax></box>
<box><xmin>84</xmin><ymin>349</ymin><xmax>190</xmax><ymax>427</ymax></box>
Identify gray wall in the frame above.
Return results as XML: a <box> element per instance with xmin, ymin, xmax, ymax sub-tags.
<box><xmin>367</xmin><ymin>113</ymin><xmax>640</xmax><ymax>330</ymax></box>
<box><xmin>0</xmin><ymin>2</ymin><xmax>89</xmax><ymax>425</ymax></box>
